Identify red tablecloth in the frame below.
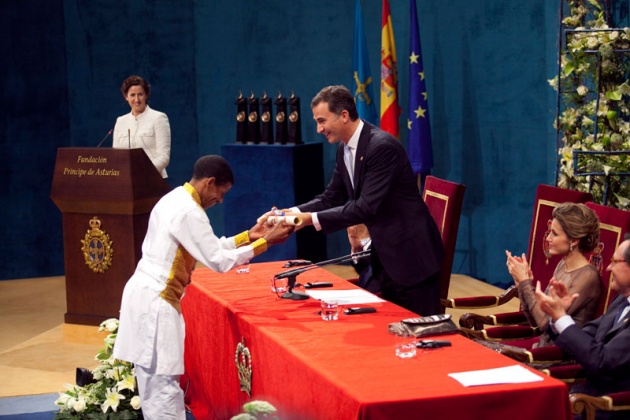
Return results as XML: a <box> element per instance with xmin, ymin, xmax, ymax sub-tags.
<box><xmin>182</xmin><ymin>262</ymin><xmax>572</xmax><ymax>420</ymax></box>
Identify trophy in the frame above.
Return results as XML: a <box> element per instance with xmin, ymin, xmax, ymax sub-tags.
<box><xmin>260</xmin><ymin>92</ymin><xmax>274</xmax><ymax>144</ymax></box>
<box><xmin>288</xmin><ymin>92</ymin><xmax>302</xmax><ymax>144</ymax></box>
<box><xmin>275</xmin><ymin>91</ymin><xmax>288</xmax><ymax>145</ymax></box>
<box><xmin>235</xmin><ymin>92</ymin><xmax>248</xmax><ymax>144</ymax></box>
<box><xmin>247</xmin><ymin>92</ymin><xmax>261</xmax><ymax>144</ymax></box>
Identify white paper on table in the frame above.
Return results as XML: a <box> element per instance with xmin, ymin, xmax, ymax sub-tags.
<box><xmin>448</xmin><ymin>365</ymin><xmax>544</xmax><ymax>387</ymax></box>
<box><xmin>305</xmin><ymin>289</ymin><xmax>385</xmax><ymax>305</ymax></box>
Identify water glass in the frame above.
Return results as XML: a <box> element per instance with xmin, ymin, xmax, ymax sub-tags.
<box><xmin>271</xmin><ymin>277</ymin><xmax>288</xmax><ymax>294</ymax></box>
<box><xmin>395</xmin><ymin>334</ymin><xmax>417</xmax><ymax>359</ymax></box>
<box><xmin>320</xmin><ymin>300</ymin><xmax>339</xmax><ymax>321</ymax></box>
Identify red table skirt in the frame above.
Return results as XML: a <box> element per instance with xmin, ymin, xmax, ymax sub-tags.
<box><xmin>182</xmin><ymin>261</ymin><xmax>572</xmax><ymax>420</ymax></box>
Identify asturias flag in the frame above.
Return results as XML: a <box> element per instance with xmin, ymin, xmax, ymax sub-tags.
<box><xmin>380</xmin><ymin>0</ymin><xmax>400</xmax><ymax>138</ymax></box>
<box><xmin>407</xmin><ymin>0</ymin><xmax>433</xmax><ymax>175</ymax></box>
<box><xmin>353</xmin><ymin>0</ymin><xmax>377</xmax><ymax>125</ymax></box>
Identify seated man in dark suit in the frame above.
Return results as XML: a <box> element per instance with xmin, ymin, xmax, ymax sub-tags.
<box><xmin>535</xmin><ymin>233</ymin><xmax>630</xmax><ymax>419</ymax></box>
<box><xmin>347</xmin><ymin>224</ymin><xmax>379</xmax><ymax>293</ymax></box>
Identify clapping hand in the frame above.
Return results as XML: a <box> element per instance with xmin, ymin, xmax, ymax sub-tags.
<box><xmin>534</xmin><ymin>278</ymin><xmax>579</xmax><ymax>321</ymax></box>
<box><xmin>505</xmin><ymin>250</ymin><xmax>534</xmax><ymax>285</ymax></box>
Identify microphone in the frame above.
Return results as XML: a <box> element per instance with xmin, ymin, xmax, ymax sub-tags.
<box><xmin>274</xmin><ymin>250</ymin><xmax>371</xmax><ymax>300</ymax></box>
<box><xmin>96</xmin><ymin>128</ymin><xmax>113</xmax><ymax>148</ymax></box>
<box><xmin>128</xmin><ymin>129</ymin><xmax>131</xmax><ymax>148</ymax></box>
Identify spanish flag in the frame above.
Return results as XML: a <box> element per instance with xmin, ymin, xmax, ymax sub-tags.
<box><xmin>380</xmin><ymin>0</ymin><xmax>400</xmax><ymax>138</ymax></box>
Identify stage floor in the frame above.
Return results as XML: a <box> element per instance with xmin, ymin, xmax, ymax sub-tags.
<box><xmin>0</xmin><ymin>266</ymin><xmax>519</xmax><ymax>398</ymax></box>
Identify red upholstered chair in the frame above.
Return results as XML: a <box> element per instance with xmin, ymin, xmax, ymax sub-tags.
<box><xmin>570</xmin><ymin>391</ymin><xmax>630</xmax><ymax>420</ymax></box>
<box><xmin>522</xmin><ymin>206</ymin><xmax>630</xmax><ymax>419</ymax></box>
<box><xmin>421</xmin><ymin>176</ymin><xmax>466</xmax><ymax>314</ymax></box>
<box><xmin>523</xmin><ymin>203</ymin><xmax>630</xmax><ymax>371</ymax></box>
<box><xmin>464</xmin><ymin>201</ymin><xmax>627</xmax><ymax>349</ymax></box>
<box><xmin>582</xmin><ymin>201</ymin><xmax>630</xmax><ymax>314</ymax></box>
<box><xmin>445</xmin><ymin>184</ymin><xmax>592</xmax><ymax>336</ymax></box>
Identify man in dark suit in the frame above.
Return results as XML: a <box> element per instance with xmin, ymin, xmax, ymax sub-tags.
<box><xmin>288</xmin><ymin>85</ymin><xmax>444</xmax><ymax>315</ymax></box>
<box><xmin>347</xmin><ymin>224</ymin><xmax>378</xmax><ymax>293</ymax></box>
<box><xmin>536</xmin><ymin>233</ymin><xmax>630</xmax><ymax>419</ymax></box>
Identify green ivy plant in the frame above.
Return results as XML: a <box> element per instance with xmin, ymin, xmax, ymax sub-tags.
<box><xmin>230</xmin><ymin>400</ymin><xmax>279</xmax><ymax>420</ymax></box>
<box><xmin>549</xmin><ymin>0</ymin><xmax>630</xmax><ymax>208</ymax></box>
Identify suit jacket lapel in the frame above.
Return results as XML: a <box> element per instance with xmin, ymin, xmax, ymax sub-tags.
<box><xmin>353</xmin><ymin>121</ymin><xmax>371</xmax><ymax>198</ymax></box>
<box><xmin>604</xmin><ymin>296</ymin><xmax>630</xmax><ymax>337</ymax></box>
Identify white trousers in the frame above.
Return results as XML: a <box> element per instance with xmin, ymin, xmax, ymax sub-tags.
<box><xmin>135</xmin><ymin>364</ymin><xmax>185</xmax><ymax>419</ymax></box>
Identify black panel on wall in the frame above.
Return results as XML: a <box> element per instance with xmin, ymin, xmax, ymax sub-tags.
<box><xmin>222</xmin><ymin>143</ymin><xmax>327</xmax><ymax>264</ymax></box>
<box><xmin>0</xmin><ymin>0</ymin><xmax>69</xmax><ymax>279</ymax></box>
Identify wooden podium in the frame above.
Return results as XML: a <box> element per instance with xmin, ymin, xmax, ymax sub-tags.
<box><xmin>50</xmin><ymin>147</ymin><xmax>170</xmax><ymax>325</ymax></box>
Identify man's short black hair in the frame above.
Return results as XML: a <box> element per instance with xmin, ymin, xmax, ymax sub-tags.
<box><xmin>191</xmin><ymin>155</ymin><xmax>234</xmax><ymax>186</ymax></box>
<box><xmin>311</xmin><ymin>85</ymin><xmax>359</xmax><ymax>120</ymax></box>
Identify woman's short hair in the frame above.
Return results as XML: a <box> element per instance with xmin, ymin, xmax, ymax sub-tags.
<box><xmin>552</xmin><ymin>203</ymin><xmax>600</xmax><ymax>253</ymax></box>
<box><xmin>192</xmin><ymin>155</ymin><xmax>234</xmax><ymax>186</ymax></box>
<box><xmin>311</xmin><ymin>85</ymin><xmax>359</xmax><ymax>120</ymax></box>
<box><xmin>121</xmin><ymin>75</ymin><xmax>150</xmax><ymax>98</ymax></box>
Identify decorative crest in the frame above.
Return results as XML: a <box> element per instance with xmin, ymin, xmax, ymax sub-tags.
<box><xmin>235</xmin><ymin>337</ymin><xmax>252</xmax><ymax>396</ymax></box>
<box><xmin>80</xmin><ymin>216</ymin><xmax>113</xmax><ymax>273</ymax></box>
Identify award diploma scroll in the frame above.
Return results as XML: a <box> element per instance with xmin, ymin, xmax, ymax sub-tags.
<box><xmin>256</xmin><ymin>213</ymin><xmax>302</xmax><ymax>226</ymax></box>
<box><xmin>265</xmin><ymin>215</ymin><xmax>302</xmax><ymax>226</ymax></box>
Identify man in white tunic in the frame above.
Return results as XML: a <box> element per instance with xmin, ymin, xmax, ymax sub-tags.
<box><xmin>113</xmin><ymin>155</ymin><xmax>293</xmax><ymax>419</ymax></box>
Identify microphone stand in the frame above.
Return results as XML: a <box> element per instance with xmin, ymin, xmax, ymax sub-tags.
<box><xmin>96</xmin><ymin>129</ymin><xmax>113</xmax><ymax>147</ymax></box>
<box><xmin>274</xmin><ymin>250</ymin><xmax>371</xmax><ymax>300</ymax></box>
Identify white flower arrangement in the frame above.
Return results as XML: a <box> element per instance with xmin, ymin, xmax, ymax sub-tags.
<box><xmin>549</xmin><ymin>0</ymin><xmax>630</xmax><ymax>209</ymax></box>
<box><xmin>54</xmin><ymin>318</ymin><xmax>142</xmax><ymax>419</ymax></box>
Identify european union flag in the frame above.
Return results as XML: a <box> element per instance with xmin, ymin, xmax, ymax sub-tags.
<box><xmin>407</xmin><ymin>0</ymin><xmax>433</xmax><ymax>175</ymax></box>
<box><xmin>352</xmin><ymin>0</ymin><xmax>377</xmax><ymax>124</ymax></box>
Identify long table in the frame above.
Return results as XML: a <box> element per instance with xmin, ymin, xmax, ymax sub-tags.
<box><xmin>182</xmin><ymin>262</ymin><xmax>572</xmax><ymax>420</ymax></box>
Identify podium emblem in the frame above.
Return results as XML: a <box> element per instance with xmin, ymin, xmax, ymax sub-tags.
<box><xmin>276</xmin><ymin>111</ymin><xmax>285</xmax><ymax>123</ymax></box>
<box><xmin>81</xmin><ymin>217</ymin><xmax>113</xmax><ymax>273</ymax></box>
<box><xmin>289</xmin><ymin>110</ymin><xmax>299</xmax><ymax>122</ymax></box>
<box><xmin>235</xmin><ymin>337</ymin><xmax>252</xmax><ymax>396</ymax></box>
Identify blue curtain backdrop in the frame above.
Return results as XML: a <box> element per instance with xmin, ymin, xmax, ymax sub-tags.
<box><xmin>3</xmin><ymin>1</ymin><xmax>629</xmax><ymax>285</ymax></box>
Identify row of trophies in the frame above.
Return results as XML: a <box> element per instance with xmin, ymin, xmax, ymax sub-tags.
<box><xmin>235</xmin><ymin>91</ymin><xmax>302</xmax><ymax>145</ymax></box>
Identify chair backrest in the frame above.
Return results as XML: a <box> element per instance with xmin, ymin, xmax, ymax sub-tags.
<box><xmin>584</xmin><ymin>202</ymin><xmax>630</xmax><ymax>316</ymax></box>
<box><xmin>526</xmin><ymin>185</ymin><xmax>592</xmax><ymax>291</ymax></box>
<box><xmin>422</xmin><ymin>176</ymin><xmax>466</xmax><ymax>307</ymax></box>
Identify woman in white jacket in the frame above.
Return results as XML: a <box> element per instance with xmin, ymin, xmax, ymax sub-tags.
<box><xmin>113</xmin><ymin>75</ymin><xmax>171</xmax><ymax>178</ymax></box>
